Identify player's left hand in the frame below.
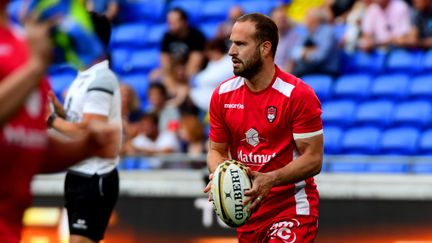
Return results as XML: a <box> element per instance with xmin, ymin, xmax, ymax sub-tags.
<box><xmin>243</xmin><ymin>168</ymin><xmax>275</xmax><ymax>212</ymax></box>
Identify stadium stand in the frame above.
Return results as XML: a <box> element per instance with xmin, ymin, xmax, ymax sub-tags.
<box><xmin>8</xmin><ymin>0</ymin><xmax>432</xmax><ymax>175</ymax></box>
<box><xmin>370</xmin><ymin>74</ymin><xmax>410</xmax><ymax>100</ymax></box>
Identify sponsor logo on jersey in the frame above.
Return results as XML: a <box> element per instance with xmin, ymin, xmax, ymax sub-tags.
<box><xmin>267</xmin><ymin>106</ymin><xmax>277</xmax><ymax>123</ymax></box>
<box><xmin>3</xmin><ymin>125</ymin><xmax>47</xmax><ymax>149</ymax></box>
<box><xmin>25</xmin><ymin>90</ymin><xmax>42</xmax><ymax>118</ymax></box>
<box><xmin>224</xmin><ymin>103</ymin><xmax>244</xmax><ymax>109</ymax></box>
<box><xmin>237</xmin><ymin>150</ymin><xmax>276</xmax><ymax>165</ymax></box>
<box><xmin>245</xmin><ymin>128</ymin><xmax>259</xmax><ymax>147</ymax></box>
<box><xmin>267</xmin><ymin>219</ymin><xmax>300</xmax><ymax>243</ymax></box>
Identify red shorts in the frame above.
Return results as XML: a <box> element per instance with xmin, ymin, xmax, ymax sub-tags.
<box><xmin>237</xmin><ymin>215</ymin><xmax>318</xmax><ymax>243</ymax></box>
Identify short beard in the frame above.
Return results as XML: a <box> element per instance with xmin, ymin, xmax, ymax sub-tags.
<box><xmin>234</xmin><ymin>47</ymin><xmax>263</xmax><ymax>80</ymax></box>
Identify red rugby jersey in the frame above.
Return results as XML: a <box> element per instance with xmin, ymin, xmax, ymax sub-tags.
<box><xmin>209</xmin><ymin>65</ymin><xmax>323</xmax><ymax>232</ymax></box>
<box><xmin>0</xmin><ymin>25</ymin><xmax>49</xmax><ymax>243</ymax></box>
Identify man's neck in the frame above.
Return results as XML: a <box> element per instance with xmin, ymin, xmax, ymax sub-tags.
<box><xmin>245</xmin><ymin>63</ymin><xmax>276</xmax><ymax>92</ymax></box>
<box><xmin>0</xmin><ymin>10</ymin><xmax>8</xmax><ymax>27</ymax></box>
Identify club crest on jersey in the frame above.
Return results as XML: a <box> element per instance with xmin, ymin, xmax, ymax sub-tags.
<box><xmin>267</xmin><ymin>106</ymin><xmax>277</xmax><ymax>123</ymax></box>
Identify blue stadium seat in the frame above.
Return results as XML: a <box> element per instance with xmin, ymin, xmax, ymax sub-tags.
<box><xmin>322</xmin><ymin>100</ymin><xmax>356</xmax><ymax>126</ymax></box>
<box><xmin>301</xmin><ymin>75</ymin><xmax>333</xmax><ymax>101</ymax></box>
<box><xmin>422</xmin><ymin>49</ymin><xmax>432</xmax><ymax>72</ymax></box>
<box><xmin>366</xmin><ymin>162</ymin><xmax>409</xmax><ymax>173</ymax></box>
<box><xmin>130</xmin><ymin>49</ymin><xmax>160</xmax><ymax>73</ymax></box>
<box><xmin>380</xmin><ymin>127</ymin><xmax>420</xmax><ymax>155</ymax></box>
<box><xmin>168</xmin><ymin>0</ymin><xmax>203</xmax><ymax>24</ymax></box>
<box><xmin>409</xmin><ymin>74</ymin><xmax>432</xmax><ymax>99</ymax></box>
<box><xmin>418</xmin><ymin>129</ymin><xmax>432</xmax><ymax>154</ymax></box>
<box><xmin>117</xmin><ymin>0</ymin><xmax>165</xmax><ymax>23</ymax></box>
<box><xmin>7</xmin><ymin>0</ymin><xmax>23</xmax><ymax>24</ymax></box>
<box><xmin>48</xmin><ymin>64</ymin><xmax>77</xmax><ymax>76</ymax></box>
<box><xmin>412</xmin><ymin>160</ymin><xmax>432</xmax><ymax>173</ymax></box>
<box><xmin>111</xmin><ymin>47</ymin><xmax>132</xmax><ymax>74</ymax></box>
<box><xmin>328</xmin><ymin>161</ymin><xmax>366</xmax><ymax>173</ymax></box>
<box><xmin>201</xmin><ymin>0</ymin><xmax>234</xmax><ymax>22</ymax></box>
<box><xmin>333</xmin><ymin>74</ymin><xmax>372</xmax><ymax>100</ymax></box>
<box><xmin>146</xmin><ymin>24</ymin><xmax>167</xmax><ymax>48</ymax></box>
<box><xmin>386</xmin><ymin>49</ymin><xmax>423</xmax><ymax>74</ymax></box>
<box><xmin>239</xmin><ymin>0</ymin><xmax>278</xmax><ymax>15</ymax></box>
<box><xmin>121</xmin><ymin>74</ymin><xmax>150</xmax><ymax>102</ymax></box>
<box><xmin>341</xmin><ymin>126</ymin><xmax>381</xmax><ymax>154</ymax></box>
<box><xmin>49</xmin><ymin>73</ymin><xmax>75</xmax><ymax>99</ymax></box>
<box><xmin>111</xmin><ymin>24</ymin><xmax>148</xmax><ymax>48</ymax></box>
<box><xmin>324</xmin><ymin>126</ymin><xmax>343</xmax><ymax>154</ymax></box>
<box><xmin>119</xmin><ymin>157</ymin><xmax>138</xmax><ymax>170</ymax></box>
<box><xmin>355</xmin><ymin>100</ymin><xmax>394</xmax><ymax>127</ymax></box>
<box><xmin>370</xmin><ymin>74</ymin><xmax>409</xmax><ymax>100</ymax></box>
<box><xmin>393</xmin><ymin>100</ymin><xmax>432</xmax><ymax>127</ymax></box>
<box><xmin>199</xmin><ymin>22</ymin><xmax>220</xmax><ymax>39</ymax></box>
<box><xmin>342</xmin><ymin>50</ymin><xmax>386</xmax><ymax>74</ymax></box>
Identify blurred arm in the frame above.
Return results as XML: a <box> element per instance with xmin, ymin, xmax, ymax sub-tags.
<box><xmin>186</xmin><ymin>51</ymin><xmax>205</xmax><ymax>79</ymax></box>
<box><xmin>51</xmin><ymin>113</ymin><xmax>107</xmax><ymax>138</ymax></box>
<box><xmin>0</xmin><ymin>60</ymin><xmax>46</xmax><ymax>126</ymax></box>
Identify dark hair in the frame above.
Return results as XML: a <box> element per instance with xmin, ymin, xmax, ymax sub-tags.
<box><xmin>139</xmin><ymin>112</ymin><xmax>159</xmax><ymax>125</ymax></box>
<box><xmin>89</xmin><ymin>11</ymin><xmax>112</xmax><ymax>48</ymax></box>
<box><xmin>236</xmin><ymin>13</ymin><xmax>279</xmax><ymax>58</ymax></box>
<box><xmin>169</xmin><ymin>7</ymin><xmax>189</xmax><ymax>22</ymax></box>
<box><xmin>148</xmin><ymin>82</ymin><xmax>168</xmax><ymax>99</ymax></box>
<box><xmin>205</xmin><ymin>38</ymin><xmax>227</xmax><ymax>53</ymax></box>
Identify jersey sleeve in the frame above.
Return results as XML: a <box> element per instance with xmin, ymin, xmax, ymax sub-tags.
<box><xmin>290</xmin><ymin>83</ymin><xmax>323</xmax><ymax>140</ymax></box>
<box><xmin>209</xmin><ymin>88</ymin><xmax>229</xmax><ymax>143</ymax></box>
<box><xmin>83</xmin><ymin>70</ymin><xmax>117</xmax><ymax>116</ymax></box>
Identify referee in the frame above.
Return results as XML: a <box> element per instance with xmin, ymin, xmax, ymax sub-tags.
<box><xmin>48</xmin><ymin>12</ymin><xmax>121</xmax><ymax>243</ymax></box>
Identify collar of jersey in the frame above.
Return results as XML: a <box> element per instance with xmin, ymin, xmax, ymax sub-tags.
<box><xmin>78</xmin><ymin>60</ymin><xmax>109</xmax><ymax>77</ymax></box>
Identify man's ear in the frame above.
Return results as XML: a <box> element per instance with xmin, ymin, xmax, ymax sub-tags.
<box><xmin>261</xmin><ymin>41</ymin><xmax>273</xmax><ymax>57</ymax></box>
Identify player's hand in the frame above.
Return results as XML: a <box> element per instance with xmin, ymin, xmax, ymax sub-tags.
<box><xmin>86</xmin><ymin>121</ymin><xmax>121</xmax><ymax>159</ymax></box>
<box><xmin>47</xmin><ymin>91</ymin><xmax>66</xmax><ymax>118</ymax></box>
<box><xmin>243</xmin><ymin>168</ymin><xmax>275</xmax><ymax>212</ymax></box>
<box><xmin>203</xmin><ymin>173</ymin><xmax>214</xmax><ymax>202</ymax></box>
<box><xmin>24</xmin><ymin>13</ymin><xmax>56</xmax><ymax>68</ymax></box>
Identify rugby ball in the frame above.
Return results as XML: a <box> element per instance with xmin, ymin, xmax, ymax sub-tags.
<box><xmin>211</xmin><ymin>160</ymin><xmax>252</xmax><ymax>227</ymax></box>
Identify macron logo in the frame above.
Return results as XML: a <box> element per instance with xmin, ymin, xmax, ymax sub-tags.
<box><xmin>224</xmin><ymin>103</ymin><xmax>244</xmax><ymax>109</ymax></box>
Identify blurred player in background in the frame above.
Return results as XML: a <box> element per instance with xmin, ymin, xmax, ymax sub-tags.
<box><xmin>204</xmin><ymin>13</ymin><xmax>323</xmax><ymax>242</ymax></box>
<box><xmin>86</xmin><ymin>0</ymin><xmax>119</xmax><ymax>21</ymax></box>
<box><xmin>0</xmin><ymin>3</ymin><xmax>119</xmax><ymax>243</ymax></box>
<box><xmin>48</xmin><ymin>12</ymin><xmax>121</xmax><ymax>243</ymax></box>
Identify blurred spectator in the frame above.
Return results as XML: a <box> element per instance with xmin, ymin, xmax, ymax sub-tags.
<box><xmin>342</xmin><ymin>0</ymin><xmax>373</xmax><ymax>52</ymax></box>
<box><xmin>190</xmin><ymin>38</ymin><xmax>232</xmax><ymax>112</ymax></box>
<box><xmin>124</xmin><ymin>112</ymin><xmax>180</xmax><ymax>168</ymax></box>
<box><xmin>178</xmin><ymin>114</ymin><xmax>206</xmax><ymax>156</ymax></box>
<box><xmin>86</xmin><ymin>0</ymin><xmax>118</xmax><ymax>21</ymax></box>
<box><xmin>120</xmin><ymin>83</ymin><xmax>142</xmax><ymax>123</ymax></box>
<box><xmin>119</xmin><ymin>84</ymin><xmax>141</xmax><ymax>154</ymax></box>
<box><xmin>270</xmin><ymin>5</ymin><xmax>299</xmax><ymax>72</ymax></box>
<box><xmin>216</xmin><ymin>5</ymin><xmax>244</xmax><ymax>44</ymax></box>
<box><xmin>321</xmin><ymin>0</ymin><xmax>356</xmax><ymax>23</ymax></box>
<box><xmin>405</xmin><ymin>0</ymin><xmax>432</xmax><ymax>48</ymax></box>
<box><xmin>291</xmin><ymin>8</ymin><xmax>339</xmax><ymax>77</ymax></box>
<box><xmin>359</xmin><ymin>0</ymin><xmax>411</xmax><ymax>51</ymax></box>
<box><xmin>150</xmin><ymin>7</ymin><xmax>206</xmax><ymax>83</ymax></box>
<box><xmin>147</xmin><ymin>83</ymin><xmax>181</xmax><ymax>133</ymax></box>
